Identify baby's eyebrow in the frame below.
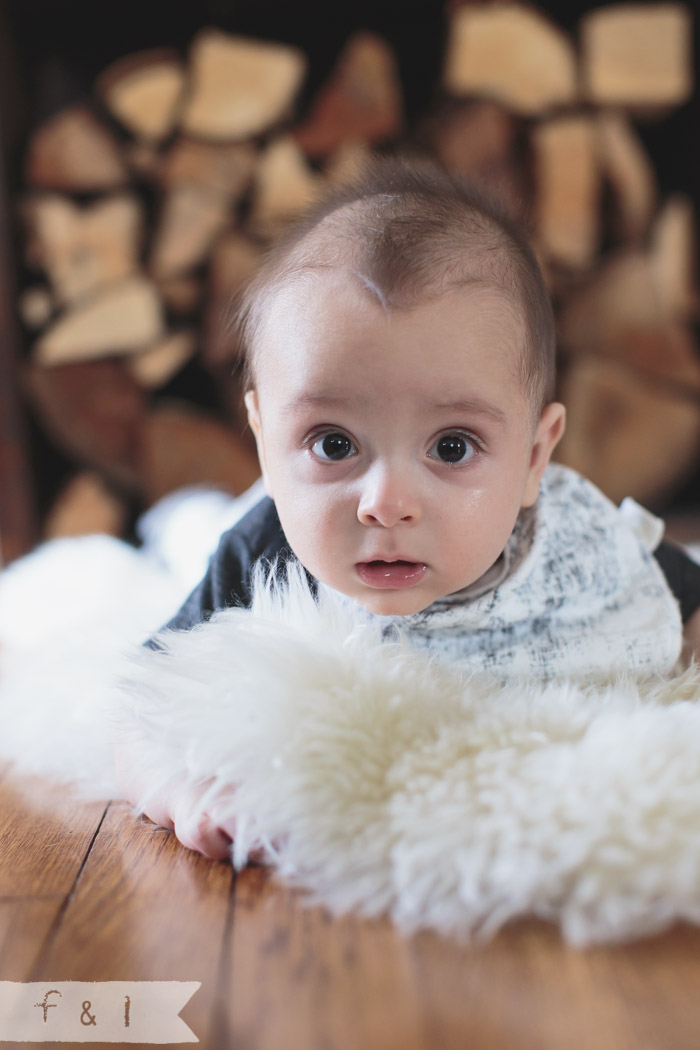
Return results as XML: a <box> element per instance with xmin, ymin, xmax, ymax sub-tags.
<box><xmin>281</xmin><ymin>393</ymin><xmax>508</xmax><ymax>427</ymax></box>
<box><xmin>280</xmin><ymin>393</ymin><xmax>350</xmax><ymax>416</ymax></box>
<box><xmin>429</xmin><ymin>399</ymin><xmax>508</xmax><ymax>427</ymax></box>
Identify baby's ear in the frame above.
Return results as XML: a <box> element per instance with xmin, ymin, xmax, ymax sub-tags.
<box><xmin>244</xmin><ymin>391</ymin><xmax>273</xmax><ymax>497</ymax></box>
<box><xmin>521</xmin><ymin>402</ymin><xmax>566</xmax><ymax>507</ymax></box>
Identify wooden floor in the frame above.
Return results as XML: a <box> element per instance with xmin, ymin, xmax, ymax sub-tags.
<box><xmin>3</xmin><ymin>762</ymin><xmax>700</xmax><ymax>1049</ymax></box>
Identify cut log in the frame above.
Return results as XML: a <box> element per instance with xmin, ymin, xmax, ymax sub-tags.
<box><xmin>425</xmin><ymin>99</ymin><xmax>516</xmax><ymax>178</ymax></box>
<box><xmin>180</xmin><ymin>30</ymin><xmax>307</xmax><ymax>140</ymax></box>
<box><xmin>149</xmin><ymin>184</ymin><xmax>232</xmax><ymax>279</ymax></box>
<box><xmin>157</xmin><ymin>275</ymin><xmax>203</xmax><ymax>315</ymax></box>
<box><xmin>125</xmin><ymin>141</ymin><xmax>161</xmax><ymax>181</ymax></box>
<box><xmin>582</xmin><ymin>3</ymin><xmax>692</xmax><ymax>107</ymax></box>
<box><xmin>18</xmin><ymin>286</ymin><xmax>53</xmax><ymax>329</ymax></box>
<box><xmin>294</xmin><ymin>32</ymin><xmax>402</xmax><ymax>158</ymax></box>
<box><xmin>597</xmin><ymin>111</ymin><xmax>656</xmax><ymax>241</ymax></box>
<box><xmin>249</xmin><ymin>136</ymin><xmax>322</xmax><ymax>238</ymax></box>
<box><xmin>555</xmin><ymin>355</ymin><xmax>700</xmax><ymax>506</ymax></box>
<box><xmin>139</xmin><ymin>401</ymin><xmax>261</xmax><ymax>504</ymax></box>
<box><xmin>204</xmin><ymin>232</ymin><xmax>262</xmax><ymax>365</ymax></box>
<box><xmin>559</xmin><ymin>251</ymin><xmax>660</xmax><ymax>340</ymax></box>
<box><xmin>25</xmin><ymin>359</ymin><xmax>145</xmax><ymax>489</ymax></box>
<box><xmin>443</xmin><ymin>3</ymin><xmax>577</xmax><ymax>115</ymax></box>
<box><xmin>25</xmin><ymin>106</ymin><xmax>129</xmax><ymax>191</ymax></box>
<box><xmin>43</xmin><ymin>471</ymin><xmax>127</xmax><ymax>539</ymax></box>
<box><xmin>557</xmin><ymin>250</ymin><xmax>700</xmax><ymax>392</ymax></box>
<box><xmin>420</xmin><ymin>97</ymin><xmax>530</xmax><ymax>223</ymax></box>
<box><xmin>324</xmin><ymin>142</ymin><xmax>371</xmax><ymax>186</ymax></box>
<box><xmin>532</xmin><ymin>115</ymin><xmax>599</xmax><ymax>268</ymax></box>
<box><xmin>160</xmin><ymin>138</ymin><xmax>257</xmax><ymax>200</ymax></box>
<box><xmin>97</xmin><ymin>48</ymin><xmax>185</xmax><ymax>142</ymax></box>
<box><xmin>650</xmin><ymin>196</ymin><xmax>697</xmax><ymax>318</ymax></box>
<box><xmin>127</xmin><ymin>330</ymin><xmax>197</xmax><ymax>388</ymax></box>
<box><xmin>34</xmin><ymin>276</ymin><xmax>164</xmax><ymax>366</ymax></box>
<box><xmin>22</xmin><ymin>194</ymin><xmax>142</xmax><ymax>305</ymax></box>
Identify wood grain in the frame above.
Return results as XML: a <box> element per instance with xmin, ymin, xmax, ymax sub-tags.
<box><xmin>0</xmin><ymin>770</ymin><xmax>106</xmax><ymax>897</ymax></box>
<box><xmin>3</xmin><ymin>767</ymin><xmax>700</xmax><ymax>1049</ymax></box>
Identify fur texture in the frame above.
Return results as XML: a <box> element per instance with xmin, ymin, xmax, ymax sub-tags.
<box><xmin>3</xmin><ymin>534</ymin><xmax>700</xmax><ymax>948</ymax></box>
<box><xmin>118</xmin><ymin>561</ymin><xmax>700</xmax><ymax>948</ymax></box>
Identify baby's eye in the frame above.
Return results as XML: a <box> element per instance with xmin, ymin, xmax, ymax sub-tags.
<box><xmin>311</xmin><ymin>431</ymin><xmax>357</xmax><ymax>461</ymax></box>
<box><xmin>427</xmin><ymin>432</ymin><xmax>478</xmax><ymax>465</ymax></box>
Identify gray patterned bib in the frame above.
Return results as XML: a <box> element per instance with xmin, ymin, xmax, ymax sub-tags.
<box><xmin>321</xmin><ymin>464</ymin><xmax>683</xmax><ymax>682</ymax></box>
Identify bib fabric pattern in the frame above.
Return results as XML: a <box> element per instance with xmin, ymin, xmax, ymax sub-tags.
<box><xmin>321</xmin><ymin>464</ymin><xmax>683</xmax><ymax>681</ymax></box>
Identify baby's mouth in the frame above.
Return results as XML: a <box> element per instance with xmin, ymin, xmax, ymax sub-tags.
<box><xmin>355</xmin><ymin>560</ymin><xmax>428</xmax><ymax>590</ymax></box>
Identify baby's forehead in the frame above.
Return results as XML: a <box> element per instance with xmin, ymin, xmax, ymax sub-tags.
<box><xmin>265</xmin><ymin>259</ymin><xmax>521</xmax><ymax>328</ymax></box>
<box><xmin>250</xmin><ymin>195</ymin><xmax>531</xmax><ymax>371</ymax></box>
<box><xmin>259</xmin><ymin>270</ymin><xmax>525</xmax><ymax>377</ymax></box>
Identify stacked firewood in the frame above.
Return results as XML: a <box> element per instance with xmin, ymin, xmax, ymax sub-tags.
<box><xmin>16</xmin><ymin>2</ymin><xmax>698</xmax><ymax>540</ymax></box>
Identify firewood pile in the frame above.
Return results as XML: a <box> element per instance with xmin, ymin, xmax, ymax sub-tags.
<box><xmin>15</xmin><ymin>2</ymin><xmax>698</xmax><ymax>540</ymax></box>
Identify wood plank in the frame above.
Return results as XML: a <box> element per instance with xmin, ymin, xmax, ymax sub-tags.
<box><xmin>0</xmin><ymin>771</ymin><xmax>106</xmax><ymax>897</ymax></box>
<box><xmin>226</xmin><ymin>867</ymin><xmax>426</xmax><ymax>1050</ymax></box>
<box><xmin>5</xmin><ymin>767</ymin><xmax>700</xmax><ymax>1048</ymax></box>
<box><xmin>0</xmin><ymin>898</ymin><xmax>66</xmax><ymax>980</ymax></box>
<box><xmin>226</xmin><ymin>867</ymin><xmax>700</xmax><ymax>1050</ymax></box>
<box><xmin>32</xmin><ymin>800</ymin><xmax>234</xmax><ymax>1049</ymax></box>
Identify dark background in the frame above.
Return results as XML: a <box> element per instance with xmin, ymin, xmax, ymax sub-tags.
<box><xmin>1</xmin><ymin>0</ymin><xmax>695</xmax><ymax>194</ymax></box>
<box><xmin>1</xmin><ymin>0</ymin><xmax>698</xmax><ymax>519</ymax></box>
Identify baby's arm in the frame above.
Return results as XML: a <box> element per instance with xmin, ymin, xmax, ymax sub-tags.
<box><xmin>114</xmin><ymin>732</ymin><xmax>238</xmax><ymax>860</ymax></box>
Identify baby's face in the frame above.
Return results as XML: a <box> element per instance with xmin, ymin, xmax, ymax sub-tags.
<box><xmin>245</xmin><ymin>272</ymin><xmax>565</xmax><ymax>616</ymax></box>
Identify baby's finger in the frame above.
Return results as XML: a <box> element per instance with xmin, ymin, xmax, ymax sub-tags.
<box><xmin>212</xmin><ymin>814</ymin><xmax>238</xmax><ymax>841</ymax></box>
<box><xmin>174</xmin><ymin>810</ymin><xmax>233</xmax><ymax>860</ymax></box>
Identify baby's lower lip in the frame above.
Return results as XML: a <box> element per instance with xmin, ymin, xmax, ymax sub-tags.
<box><xmin>355</xmin><ymin>560</ymin><xmax>428</xmax><ymax>589</ymax></box>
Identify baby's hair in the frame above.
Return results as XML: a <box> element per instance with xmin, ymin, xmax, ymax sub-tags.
<box><xmin>237</xmin><ymin>154</ymin><xmax>556</xmax><ymax>413</ymax></box>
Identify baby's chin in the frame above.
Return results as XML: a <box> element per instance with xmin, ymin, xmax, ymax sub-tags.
<box><xmin>343</xmin><ymin>587</ymin><xmax>438</xmax><ymax>618</ymax></box>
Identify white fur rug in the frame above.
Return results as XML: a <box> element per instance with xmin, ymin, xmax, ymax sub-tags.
<box><xmin>3</xmin><ymin>495</ymin><xmax>700</xmax><ymax>948</ymax></box>
<box><xmin>118</xmin><ymin>563</ymin><xmax>700</xmax><ymax>948</ymax></box>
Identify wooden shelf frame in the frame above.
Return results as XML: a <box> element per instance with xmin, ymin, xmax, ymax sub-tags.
<box><xmin>0</xmin><ymin>50</ymin><xmax>38</xmax><ymax>566</ymax></box>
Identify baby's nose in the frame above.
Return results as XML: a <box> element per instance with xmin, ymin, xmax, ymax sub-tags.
<box><xmin>357</xmin><ymin>465</ymin><xmax>421</xmax><ymax>527</ymax></box>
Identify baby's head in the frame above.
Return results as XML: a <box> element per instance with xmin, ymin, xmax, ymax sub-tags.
<box><xmin>240</xmin><ymin>157</ymin><xmax>566</xmax><ymax>615</ymax></box>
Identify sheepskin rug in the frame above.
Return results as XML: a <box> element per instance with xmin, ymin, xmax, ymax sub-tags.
<box><xmin>120</xmin><ymin>566</ymin><xmax>700</xmax><ymax>947</ymax></box>
<box><xmin>2</xmin><ymin>498</ymin><xmax>700</xmax><ymax>948</ymax></box>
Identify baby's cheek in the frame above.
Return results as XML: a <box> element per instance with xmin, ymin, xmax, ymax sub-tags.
<box><xmin>278</xmin><ymin>502</ymin><xmax>342</xmax><ymax>574</ymax></box>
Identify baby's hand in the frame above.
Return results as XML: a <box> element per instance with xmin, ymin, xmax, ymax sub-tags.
<box><xmin>146</xmin><ymin>775</ymin><xmax>239</xmax><ymax>860</ymax></box>
<box><xmin>114</xmin><ymin>734</ymin><xmax>238</xmax><ymax>860</ymax></box>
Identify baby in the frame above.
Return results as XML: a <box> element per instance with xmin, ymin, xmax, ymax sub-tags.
<box><xmin>116</xmin><ymin>157</ymin><xmax>700</xmax><ymax>860</ymax></box>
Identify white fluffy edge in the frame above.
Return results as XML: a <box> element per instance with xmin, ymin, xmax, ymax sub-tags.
<box><xmin>4</xmin><ymin>543</ymin><xmax>700</xmax><ymax>949</ymax></box>
<box><xmin>120</xmin><ymin>561</ymin><xmax>700</xmax><ymax>949</ymax></box>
